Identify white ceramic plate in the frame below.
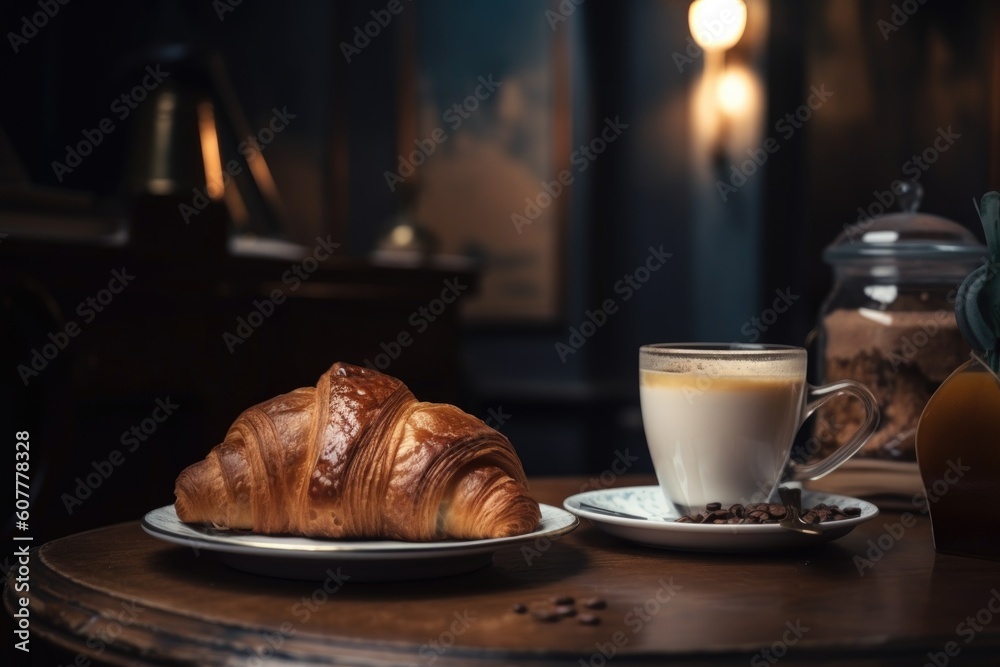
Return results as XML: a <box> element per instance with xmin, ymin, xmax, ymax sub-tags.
<box><xmin>563</xmin><ymin>486</ymin><xmax>878</xmax><ymax>552</ymax></box>
<box><xmin>141</xmin><ymin>504</ymin><xmax>577</xmax><ymax>581</ymax></box>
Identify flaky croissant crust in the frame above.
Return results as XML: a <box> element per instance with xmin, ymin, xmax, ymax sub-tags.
<box><xmin>174</xmin><ymin>363</ymin><xmax>540</xmax><ymax>540</ymax></box>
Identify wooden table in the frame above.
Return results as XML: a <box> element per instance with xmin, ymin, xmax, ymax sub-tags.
<box><xmin>7</xmin><ymin>476</ymin><xmax>1000</xmax><ymax>666</ymax></box>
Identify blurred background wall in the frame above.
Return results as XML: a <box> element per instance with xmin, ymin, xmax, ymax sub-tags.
<box><xmin>2</xmin><ymin>0</ymin><xmax>998</xmax><ymax>542</ymax></box>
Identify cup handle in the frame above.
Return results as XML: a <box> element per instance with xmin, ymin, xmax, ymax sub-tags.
<box><xmin>788</xmin><ymin>381</ymin><xmax>880</xmax><ymax>481</ymax></box>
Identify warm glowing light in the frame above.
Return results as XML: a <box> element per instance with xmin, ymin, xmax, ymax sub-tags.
<box><xmin>147</xmin><ymin>92</ymin><xmax>177</xmax><ymax>195</ymax></box>
<box><xmin>197</xmin><ymin>102</ymin><xmax>225</xmax><ymax>200</ymax></box>
<box><xmin>390</xmin><ymin>224</ymin><xmax>415</xmax><ymax>247</ymax></box>
<box><xmin>688</xmin><ymin>0</ymin><xmax>747</xmax><ymax>50</ymax></box>
<box><xmin>716</xmin><ymin>67</ymin><xmax>753</xmax><ymax>117</ymax></box>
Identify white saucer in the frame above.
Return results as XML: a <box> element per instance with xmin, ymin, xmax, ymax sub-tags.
<box><xmin>563</xmin><ymin>486</ymin><xmax>878</xmax><ymax>552</ymax></box>
<box><xmin>141</xmin><ymin>504</ymin><xmax>577</xmax><ymax>581</ymax></box>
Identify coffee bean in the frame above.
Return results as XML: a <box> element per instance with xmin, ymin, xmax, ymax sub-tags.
<box><xmin>552</xmin><ymin>595</ymin><xmax>574</xmax><ymax>605</ymax></box>
<box><xmin>583</xmin><ymin>598</ymin><xmax>607</xmax><ymax>610</ymax></box>
<box><xmin>512</xmin><ymin>603</ymin><xmax>527</xmax><ymax>614</ymax></box>
<box><xmin>579</xmin><ymin>614</ymin><xmax>601</xmax><ymax>626</ymax></box>
<box><xmin>556</xmin><ymin>605</ymin><xmax>577</xmax><ymax>617</ymax></box>
<box><xmin>678</xmin><ymin>501</ymin><xmax>857</xmax><ymax>525</ymax></box>
<box><xmin>532</xmin><ymin>610</ymin><xmax>560</xmax><ymax>622</ymax></box>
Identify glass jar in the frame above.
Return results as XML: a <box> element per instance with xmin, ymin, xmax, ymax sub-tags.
<box><xmin>814</xmin><ymin>185</ymin><xmax>985</xmax><ymax>462</ymax></box>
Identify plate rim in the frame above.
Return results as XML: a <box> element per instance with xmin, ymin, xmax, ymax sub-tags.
<box><xmin>141</xmin><ymin>503</ymin><xmax>578</xmax><ymax>559</ymax></box>
<box><xmin>562</xmin><ymin>485</ymin><xmax>879</xmax><ymax>535</ymax></box>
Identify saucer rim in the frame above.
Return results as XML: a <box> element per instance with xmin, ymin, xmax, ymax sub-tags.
<box><xmin>562</xmin><ymin>485</ymin><xmax>879</xmax><ymax>534</ymax></box>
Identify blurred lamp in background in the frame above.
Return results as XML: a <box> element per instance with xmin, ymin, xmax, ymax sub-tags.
<box><xmin>688</xmin><ymin>0</ymin><xmax>747</xmax><ymax>51</ymax></box>
<box><xmin>687</xmin><ymin>0</ymin><xmax>756</xmax><ymax>161</ymax></box>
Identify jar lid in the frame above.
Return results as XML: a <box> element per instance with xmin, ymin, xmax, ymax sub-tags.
<box><xmin>823</xmin><ymin>182</ymin><xmax>985</xmax><ymax>264</ymax></box>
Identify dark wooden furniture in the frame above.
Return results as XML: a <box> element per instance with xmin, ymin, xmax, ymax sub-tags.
<box><xmin>6</xmin><ymin>476</ymin><xmax>1000</xmax><ymax>665</ymax></box>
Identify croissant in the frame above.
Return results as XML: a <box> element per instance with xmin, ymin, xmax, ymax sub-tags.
<box><xmin>174</xmin><ymin>362</ymin><xmax>540</xmax><ymax>540</ymax></box>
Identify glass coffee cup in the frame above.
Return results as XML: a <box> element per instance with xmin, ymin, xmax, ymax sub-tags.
<box><xmin>639</xmin><ymin>343</ymin><xmax>880</xmax><ymax>515</ymax></box>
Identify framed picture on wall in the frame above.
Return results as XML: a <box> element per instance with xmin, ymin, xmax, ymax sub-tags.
<box><xmin>392</xmin><ymin>0</ymin><xmax>572</xmax><ymax>323</ymax></box>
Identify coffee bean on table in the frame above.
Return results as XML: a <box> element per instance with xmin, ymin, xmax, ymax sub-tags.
<box><xmin>552</xmin><ymin>595</ymin><xmax>574</xmax><ymax>605</ymax></box>
<box><xmin>532</xmin><ymin>610</ymin><xmax>560</xmax><ymax>622</ymax></box>
<box><xmin>583</xmin><ymin>598</ymin><xmax>607</xmax><ymax>610</ymax></box>
<box><xmin>555</xmin><ymin>605</ymin><xmax>577</xmax><ymax>617</ymax></box>
<box><xmin>579</xmin><ymin>614</ymin><xmax>601</xmax><ymax>626</ymax></box>
<box><xmin>512</xmin><ymin>603</ymin><xmax>527</xmax><ymax>614</ymax></box>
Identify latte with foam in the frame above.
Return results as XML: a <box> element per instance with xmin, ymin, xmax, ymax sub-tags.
<box><xmin>640</xmin><ymin>369</ymin><xmax>806</xmax><ymax>514</ymax></box>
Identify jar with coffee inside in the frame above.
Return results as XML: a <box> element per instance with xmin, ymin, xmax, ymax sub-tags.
<box><xmin>815</xmin><ymin>183</ymin><xmax>984</xmax><ymax>463</ymax></box>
